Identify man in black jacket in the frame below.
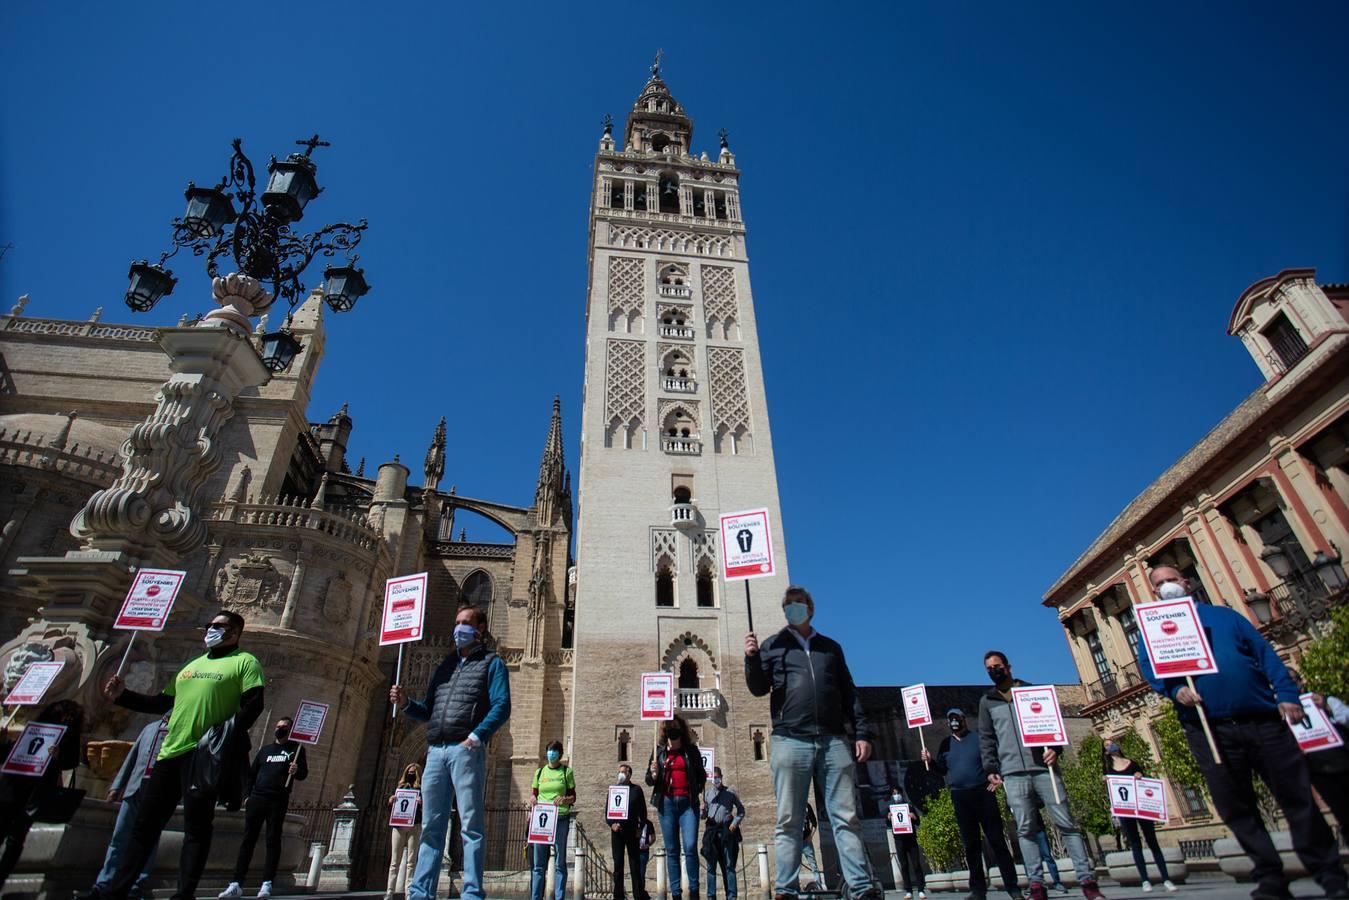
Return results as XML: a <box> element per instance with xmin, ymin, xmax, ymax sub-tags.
<box><xmin>610</xmin><ymin>763</ymin><xmax>650</xmax><ymax>900</ymax></box>
<box><xmin>745</xmin><ymin>585</ymin><xmax>882</xmax><ymax>900</ymax></box>
<box><xmin>218</xmin><ymin>716</ymin><xmax>309</xmax><ymax>899</ymax></box>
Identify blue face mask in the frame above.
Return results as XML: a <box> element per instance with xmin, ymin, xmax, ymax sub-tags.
<box><xmin>453</xmin><ymin>624</ymin><xmax>478</xmax><ymax>648</ymax></box>
<box><xmin>547</xmin><ymin>749</ymin><xmax>561</xmax><ymax>764</ymax></box>
<box><xmin>784</xmin><ymin>602</ymin><xmax>810</xmax><ymax>626</ymax></box>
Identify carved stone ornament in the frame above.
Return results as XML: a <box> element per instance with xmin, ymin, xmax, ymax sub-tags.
<box><xmin>213</xmin><ymin>551</ymin><xmax>286</xmax><ymax>614</ymax></box>
<box><xmin>322</xmin><ymin>573</ymin><xmax>353</xmax><ymax>624</ymax></box>
<box><xmin>1</xmin><ymin>631</ymin><xmax>82</xmax><ymax>698</ymax></box>
<box><xmin>2</xmin><ymin>641</ymin><xmax>55</xmax><ymax>693</ymax></box>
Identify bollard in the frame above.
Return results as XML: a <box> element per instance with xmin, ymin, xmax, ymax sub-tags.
<box><xmin>546</xmin><ymin>845</ymin><xmax>557</xmax><ymax>899</ymax></box>
<box><xmin>889</xmin><ymin>845</ymin><xmax>903</xmax><ymax>894</ymax></box>
<box><xmin>573</xmin><ymin>842</ymin><xmax>586</xmax><ymax>900</ymax></box>
<box><xmin>656</xmin><ymin>847</ymin><xmax>668</xmax><ymax>899</ymax></box>
<box><xmin>306</xmin><ymin>841</ymin><xmax>325</xmax><ymax>893</ymax></box>
<box><xmin>758</xmin><ymin>844</ymin><xmax>771</xmax><ymax>899</ymax></box>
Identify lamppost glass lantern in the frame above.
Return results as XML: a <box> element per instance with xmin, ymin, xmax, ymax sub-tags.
<box><xmin>1243</xmin><ymin>589</ymin><xmax>1273</xmax><ymax>624</ymax></box>
<box><xmin>1260</xmin><ymin>543</ymin><xmax>1293</xmax><ymax>580</ymax></box>
<box><xmin>182</xmin><ymin>182</ymin><xmax>236</xmax><ymax>238</ymax></box>
<box><xmin>1312</xmin><ymin>548</ymin><xmax>1348</xmax><ymax>591</ymax></box>
<box><xmin>125</xmin><ymin>260</ymin><xmax>178</xmax><ymax>312</ymax></box>
<box><xmin>259</xmin><ymin>327</ymin><xmax>303</xmax><ymax>373</ymax></box>
<box><xmin>322</xmin><ymin>261</ymin><xmax>370</xmax><ymax>312</ymax></box>
<box><xmin>261</xmin><ymin>155</ymin><xmax>321</xmax><ymax>223</ymax></box>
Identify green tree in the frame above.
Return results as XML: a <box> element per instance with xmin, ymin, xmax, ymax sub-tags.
<box><xmin>915</xmin><ymin>787</ymin><xmax>964</xmax><ymax>872</ymax></box>
<box><xmin>1299</xmin><ymin>604</ymin><xmax>1349</xmax><ymax>699</ymax></box>
<box><xmin>1152</xmin><ymin>704</ymin><xmax>1207</xmax><ymax>799</ymax></box>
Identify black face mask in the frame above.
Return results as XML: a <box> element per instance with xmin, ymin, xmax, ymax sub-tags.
<box><xmin>275</xmin><ymin>728</ymin><xmax>290</xmax><ymax>741</ymax></box>
<box><xmin>986</xmin><ymin>666</ymin><xmax>1007</xmax><ymax>684</ymax></box>
<box><xmin>948</xmin><ymin>718</ymin><xmax>964</xmax><ymax>731</ymax></box>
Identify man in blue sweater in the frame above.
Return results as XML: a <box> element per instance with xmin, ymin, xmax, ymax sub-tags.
<box><xmin>923</xmin><ymin>708</ymin><xmax>1020</xmax><ymax>900</ymax></box>
<box><xmin>390</xmin><ymin>605</ymin><xmax>511</xmax><ymax>900</ymax></box>
<box><xmin>1140</xmin><ymin>566</ymin><xmax>1348</xmax><ymax>900</ymax></box>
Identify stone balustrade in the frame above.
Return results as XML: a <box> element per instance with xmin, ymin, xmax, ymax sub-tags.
<box><xmin>0</xmin><ymin>426</ymin><xmax>123</xmax><ymax>486</ymax></box>
<box><xmin>663</xmin><ymin>376</ymin><xmax>696</xmax><ymax>393</ymax></box>
<box><xmin>662</xmin><ymin>438</ymin><xmax>701</xmax><ymax>455</ymax></box>
<box><xmin>677</xmin><ymin>687</ymin><xmax>721</xmax><ymax>711</ymax></box>
<box><xmin>210</xmin><ymin>497</ymin><xmax>382</xmax><ymax>551</ymax></box>
<box><xmin>659</xmin><ymin>325</ymin><xmax>697</xmax><ymax>340</ymax></box>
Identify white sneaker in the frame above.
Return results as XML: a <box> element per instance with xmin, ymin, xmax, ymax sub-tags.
<box><xmin>257</xmin><ymin>883</ymin><xmax>272</xmax><ymax>900</ymax></box>
<box><xmin>218</xmin><ymin>884</ymin><xmax>242</xmax><ymax>899</ymax></box>
<box><xmin>920</xmin><ymin>892</ymin><xmax>929</xmax><ymax>899</ymax></box>
<box><xmin>1163</xmin><ymin>881</ymin><xmax>1177</xmax><ymax>893</ymax></box>
<box><xmin>905</xmin><ymin>893</ymin><xmax>913</xmax><ymax>899</ymax></box>
<box><xmin>1142</xmin><ymin>882</ymin><xmax>1153</xmax><ymax>893</ymax></box>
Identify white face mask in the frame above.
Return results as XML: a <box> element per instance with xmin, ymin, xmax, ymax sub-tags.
<box><xmin>204</xmin><ymin>625</ymin><xmax>228</xmax><ymax>648</ymax></box>
<box><xmin>617</xmin><ymin>771</ymin><xmax>629</xmax><ymax>784</ymax></box>
<box><xmin>1157</xmin><ymin>581</ymin><xmax>1188</xmax><ymax>600</ymax></box>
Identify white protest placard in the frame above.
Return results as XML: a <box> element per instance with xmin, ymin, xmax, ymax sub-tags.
<box><xmin>4</xmin><ymin>661</ymin><xmax>65</xmax><ymax>706</ymax></box>
<box><xmin>1106</xmin><ymin>774</ymin><xmax>1139</xmax><ymax>818</ymax></box>
<box><xmin>902</xmin><ymin>684</ymin><xmax>932</xmax><ymax>728</ymax></box>
<box><xmin>1</xmin><ymin>721</ymin><xmax>67</xmax><ymax>777</ymax></box>
<box><xmin>607</xmin><ymin>785</ymin><xmax>631</xmax><ymax>821</ymax></box>
<box><xmin>389</xmin><ymin>788</ymin><xmax>421</xmax><ymax>827</ymax></box>
<box><xmin>143</xmin><ymin>724</ymin><xmax>168</xmax><ymax>778</ymax></box>
<box><xmin>114</xmin><ymin>569</ymin><xmax>186</xmax><ymax>631</ymax></box>
<box><xmin>1134</xmin><ymin>777</ymin><xmax>1168</xmax><ymax>822</ymax></box>
<box><xmin>641</xmin><ymin>672</ymin><xmax>675</xmax><ymax>721</ymax></box>
<box><xmin>718</xmin><ymin>508</ymin><xmax>776</xmax><ymax>581</ymax></box>
<box><xmin>528</xmin><ymin>802</ymin><xmax>559</xmax><ymax>845</ymax></box>
<box><xmin>699</xmin><ymin>747</ymin><xmax>716</xmax><ymax>778</ymax></box>
<box><xmin>1134</xmin><ymin>597</ymin><xmax>1218</xmax><ymax>678</ymax></box>
<box><xmin>290</xmin><ymin>700</ymin><xmax>330</xmax><ymax>745</ymax></box>
<box><xmin>380</xmin><ymin>573</ymin><xmax>429</xmax><ymax>645</ymax></box>
<box><xmin>888</xmin><ymin>803</ymin><xmax>913</xmax><ymax>835</ymax></box>
<box><xmin>1290</xmin><ymin>693</ymin><xmax>1345</xmax><ymax>753</ymax></box>
<box><xmin>1010</xmin><ymin>685</ymin><xmax>1067</xmax><ymax>746</ymax></box>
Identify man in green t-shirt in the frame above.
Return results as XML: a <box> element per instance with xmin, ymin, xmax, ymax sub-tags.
<box><xmin>81</xmin><ymin>610</ymin><xmax>265</xmax><ymax>900</ymax></box>
<box><xmin>530</xmin><ymin>740</ymin><xmax>577</xmax><ymax>900</ymax></box>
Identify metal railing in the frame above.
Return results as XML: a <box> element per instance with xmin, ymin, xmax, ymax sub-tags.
<box><xmin>1082</xmin><ymin>660</ymin><xmax>1144</xmax><ymax>705</ymax></box>
<box><xmin>573</xmin><ymin>818</ymin><xmax>616</xmax><ymax>899</ymax></box>
<box><xmin>1179</xmin><ymin>838</ymin><xmax>1216</xmax><ymax>860</ymax></box>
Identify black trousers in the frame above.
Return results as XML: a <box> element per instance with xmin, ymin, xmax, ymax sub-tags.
<box><xmin>611</xmin><ymin>823</ymin><xmax>646</xmax><ymax>899</ymax></box>
<box><xmin>1184</xmin><ymin>716</ymin><xmax>1347</xmax><ymax>894</ymax></box>
<box><xmin>892</xmin><ymin>832</ymin><xmax>925</xmax><ymax>891</ymax></box>
<box><xmin>102</xmin><ymin>752</ymin><xmax>218</xmax><ymax>900</ymax></box>
<box><xmin>1307</xmin><ymin>750</ymin><xmax>1349</xmax><ymax>836</ymax></box>
<box><xmin>232</xmin><ymin>792</ymin><xmax>289</xmax><ymax>883</ymax></box>
<box><xmin>951</xmin><ymin>788</ymin><xmax>1018</xmax><ymax>895</ymax></box>
<box><xmin>1118</xmin><ymin>818</ymin><xmax>1169</xmax><ymax>882</ymax></box>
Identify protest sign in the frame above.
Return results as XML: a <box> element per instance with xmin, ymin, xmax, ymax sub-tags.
<box><xmin>1</xmin><ymin>722</ymin><xmax>67</xmax><ymax>777</ymax></box>
<box><xmin>1010</xmin><ymin>685</ymin><xmax>1066</xmax><ymax>746</ymax></box>
<box><xmin>290</xmin><ymin>700</ymin><xmax>330</xmax><ymax>745</ymax></box>
<box><xmin>699</xmin><ymin>747</ymin><xmax>716</xmax><ymax>777</ymax></box>
<box><xmin>380</xmin><ymin>573</ymin><xmax>429</xmax><ymax>645</ymax></box>
<box><xmin>114</xmin><ymin>569</ymin><xmax>186</xmax><ymax>631</ymax></box>
<box><xmin>902</xmin><ymin>684</ymin><xmax>932</xmax><ymax>728</ymax></box>
<box><xmin>390</xmin><ymin>789</ymin><xmax>420</xmax><ymax>827</ymax></box>
<box><xmin>528</xmin><ymin>802</ymin><xmax>559</xmax><ymax>845</ymax></box>
<box><xmin>607</xmin><ymin>785</ymin><xmax>631</xmax><ymax>821</ymax></box>
<box><xmin>1290</xmin><ymin>693</ymin><xmax>1345</xmax><ymax>753</ymax></box>
<box><xmin>719</xmin><ymin>508</ymin><xmax>776</xmax><ymax>581</ymax></box>
<box><xmin>4</xmin><ymin>661</ymin><xmax>65</xmax><ymax>707</ymax></box>
<box><xmin>1106</xmin><ymin>774</ymin><xmax>1139</xmax><ymax>818</ymax></box>
<box><xmin>1134</xmin><ymin>597</ymin><xmax>1217</xmax><ymax>677</ymax></box>
<box><xmin>888</xmin><ymin>803</ymin><xmax>913</xmax><ymax>835</ymax></box>
<box><xmin>641</xmin><ymin>672</ymin><xmax>675</xmax><ymax>721</ymax></box>
<box><xmin>1134</xmin><ymin>777</ymin><xmax>1168</xmax><ymax>822</ymax></box>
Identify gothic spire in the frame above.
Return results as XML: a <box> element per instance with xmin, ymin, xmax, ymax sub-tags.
<box><xmin>424</xmin><ymin>415</ymin><xmax>446</xmax><ymax>492</ymax></box>
<box><xmin>534</xmin><ymin>396</ymin><xmax>566</xmax><ymax>522</ymax></box>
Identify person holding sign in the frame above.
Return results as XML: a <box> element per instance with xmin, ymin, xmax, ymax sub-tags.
<box><xmin>83</xmin><ymin>610</ymin><xmax>265</xmax><ymax>900</ymax></box>
<box><xmin>218</xmin><ymin>716</ymin><xmax>309</xmax><ymax>899</ymax></box>
<box><xmin>744</xmin><ymin>585</ymin><xmax>884</xmax><ymax>900</ymax></box>
<box><xmin>701</xmin><ymin>767</ymin><xmax>745</xmax><ymax>900</ymax></box>
<box><xmin>93</xmin><ymin>713</ymin><xmax>170</xmax><ymax>900</ymax></box>
<box><xmin>977</xmin><ymin>651</ymin><xmax>1102</xmax><ymax>900</ymax></box>
<box><xmin>0</xmin><ymin>699</ymin><xmax>83</xmax><ymax>890</ymax></box>
<box><xmin>390</xmin><ymin>605</ymin><xmax>511</xmax><ymax>900</ymax></box>
<box><xmin>1139</xmin><ymin>567</ymin><xmax>1349</xmax><ymax>900</ymax></box>
<box><xmin>1288</xmin><ymin>671</ymin><xmax>1349</xmax><ymax>835</ymax></box>
<box><xmin>529</xmin><ymin>740</ymin><xmax>577</xmax><ymax>900</ymax></box>
<box><xmin>609</xmin><ymin>763</ymin><xmax>650</xmax><ymax>900</ymax></box>
<box><xmin>646</xmin><ymin>714</ymin><xmax>707</xmax><ymax>900</ymax></box>
<box><xmin>888</xmin><ymin>783</ymin><xmax>926</xmax><ymax>900</ymax></box>
<box><xmin>385</xmin><ymin>763</ymin><xmax>424</xmax><ymax>900</ymax></box>
<box><xmin>1101</xmin><ymin>742</ymin><xmax>1174</xmax><ymax>892</ymax></box>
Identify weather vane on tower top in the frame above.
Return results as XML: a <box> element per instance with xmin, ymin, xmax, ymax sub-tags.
<box><xmin>651</xmin><ymin>49</ymin><xmax>663</xmax><ymax>78</ymax></box>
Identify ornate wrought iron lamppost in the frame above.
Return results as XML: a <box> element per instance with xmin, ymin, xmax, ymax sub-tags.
<box><xmin>125</xmin><ymin>134</ymin><xmax>372</xmax><ymax>371</ymax></box>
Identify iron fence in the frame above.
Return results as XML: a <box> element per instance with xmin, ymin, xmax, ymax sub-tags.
<box><xmin>1178</xmin><ymin>838</ymin><xmax>1216</xmax><ymax>860</ymax></box>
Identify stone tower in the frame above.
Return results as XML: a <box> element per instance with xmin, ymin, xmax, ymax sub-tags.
<box><xmin>570</xmin><ymin>60</ymin><xmax>792</xmax><ymax>864</ymax></box>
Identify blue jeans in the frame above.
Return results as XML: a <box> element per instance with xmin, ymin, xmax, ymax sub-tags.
<box><xmin>410</xmin><ymin>742</ymin><xmax>487</xmax><ymax>900</ymax></box>
<box><xmin>530</xmin><ymin>813</ymin><xmax>571</xmax><ymax>900</ymax></box>
<box><xmin>1034</xmin><ymin>830</ymin><xmax>1061</xmax><ymax>885</ymax></box>
<box><xmin>770</xmin><ymin>734</ymin><xmax>876</xmax><ymax>896</ymax></box>
<box><xmin>95</xmin><ymin>792</ymin><xmax>157</xmax><ymax>893</ymax></box>
<box><xmin>658</xmin><ymin>796</ymin><xmax>700</xmax><ymax>896</ymax></box>
<box><xmin>1004</xmin><ymin>772</ymin><xmax>1092</xmax><ymax>886</ymax></box>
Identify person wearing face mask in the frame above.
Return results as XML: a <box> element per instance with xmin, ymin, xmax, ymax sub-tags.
<box><xmin>977</xmin><ymin>651</ymin><xmax>1102</xmax><ymax>900</ymax></box>
<box><xmin>1100</xmin><ymin>742</ymin><xmax>1173</xmax><ymax>893</ymax></box>
<box><xmin>922</xmin><ymin>707</ymin><xmax>1020</xmax><ymax>900</ymax></box>
<box><xmin>1140</xmin><ymin>567</ymin><xmax>1349</xmax><ymax>900</ymax></box>
<box><xmin>646</xmin><ymin>714</ymin><xmax>708</xmax><ymax>900</ymax></box>
<box><xmin>529</xmin><ymin>740</ymin><xmax>577</xmax><ymax>900</ymax></box>
<box><xmin>391</xmin><ymin>605</ymin><xmax>511</xmax><ymax>900</ymax></box>
<box><xmin>701</xmin><ymin>767</ymin><xmax>745</xmax><ymax>900</ymax></box>
<box><xmin>82</xmin><ymin>610</ymin><xmax>264</xmax><ymax>900</ymax></box>
<box><xmin>610</xmin><ymin>763</ymin><xmax>651</xmax><ymax>900</ymax></box>
<box><xmin>888</xmin><ymin>783</ymin><xmax>926</xmax><ymax>900</ymax></box>
<box><xmin>385</xmin><ymin>763</ymin><xmax>423</xmax><ymax>900</ymax></box>
<box><xmin>218</xmin><ymin>716</ymin><xmax>308</xmax><ymax>899</ymax></box>
<box><xmin>1287</xmin><ymin>670</ymin><xmax>1349</xmax><ymax>835</ymax></box>
<box><xmin>744</xmin><ymin>585</ymin><xmax>883</xmax><ymax>900</ymax></box>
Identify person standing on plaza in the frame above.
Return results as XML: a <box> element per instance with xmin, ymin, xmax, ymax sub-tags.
<box><xmin>530</xmin><ymin>740</ymin><xmax>577</xmax><ymax>900</ymax></box>
<box><xmin>218</xmin><ymin>716</ymin><xmax>308</xmax><ymax>899</ymax></box>
<box><xmin>744</xmin><ymin>585</ymin><xmax>884</xmax><ymax>900</ymax></box>
<box><xmin>385</xmin><ymin>763</ymin><xmax>423</xmax><ymax>900</ymax></box>
<box><xmin>1026</xmin><ymin>797</ymin><xmax>1066</xmax><ymax>894</ymax></box>
<box><xmin>922</xmin><ymin>707</ymin><xmax>1021</xmax><ymax>900</ymax></box>
<box><xmin>92</xmin><ymin>713</ymin><xmax>169</xmax><ymax>900</ymax></box>
<box><xmin>1140</xmin><ymin>566</ymin><xmax>1348</xmax><ymax>900</ymax></box>
<box><xmin>978</xmin><ymin>651</ymin><xmax>1104</xmax><ymax>900</ymax></box>
<box><xmin>390</xmin><ymin>605</ymin><xmax>512</xmax><ymax>900</ymax></box>
<box><xmin>1101</xmin><ymin>741</ymin><xmax>1174</xmax><ymax>892</ymax></box>
<box><xmin>646</xmin><ymin>713</ymin><xmax>707</xmax><ymax>900</ymax></box>
<box><xmin>610</xmin><ymin>763</ymin><xmax>650</xmax><ymax>900</ymax></box>
<box><xmin>701</xmin><ymin>766</ymin><xmax>745</xmax><ymax>900</ymax></box>
<box><xmin>1289</xmin><ymin>670</ymin><xmax>1349</xmax><ymax>833</ymax></box>
<box><xmin>638</xmin><ymin>816</ymin><xmax>656</xmax><ymax>891</ymax></box>
<box><xmin>0</xmin><ymin>699</ymin><xmax>84</xmax><ymax>890</ymax></box>
<box><xmin>83</xmin><ymin>610</ymin><xmax>265</xmax><ymax>900</ymax></box>
<box><xmin>888</xmin><ymin>782</ymin><xmax>926</xmax><ymax>900</ymax></box>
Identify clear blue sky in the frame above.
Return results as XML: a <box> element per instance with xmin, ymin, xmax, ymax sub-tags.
<box><xmin>3</xmin><ymin>2</ymin><xmax>1347</xmax><ymax>687</ymax></box>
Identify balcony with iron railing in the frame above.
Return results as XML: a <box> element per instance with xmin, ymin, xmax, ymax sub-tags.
<box><xmin>1245</xmin><ymin>557</ymin><xmax>1347</xmax><ymax>643</ymax></box>
<box><xmin>659</xmin><ymin>284</ymin><xmax>693</xmax><ymax>300</ymax></box>
<box><xmin>662</xmin><ymin>437</ymin><xmax>701</xmax><ymax>456</ymax></box>
<box><xmin>1082</xmin><ymin>659</ymin><xmax>1146</xmax><ymax>709</ymax></box>
<box><xmin>659</xmin><ymin>324</ymin><xmax>696</xmax><ymax>340</ymax></box>
<box><xmin>663</xmin><ymin>376</ymin><xmax>696</xmax><ymax>394</ymax></box>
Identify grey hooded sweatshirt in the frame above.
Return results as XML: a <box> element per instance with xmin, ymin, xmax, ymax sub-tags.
<box><xmin>977</xmin><ymin>680</ymin><xmax>1063</xmax><ymax>777</ymax></box>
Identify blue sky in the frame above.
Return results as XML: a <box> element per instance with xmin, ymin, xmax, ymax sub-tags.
<box><xmin>3</xmin><ymin>2</ymin><xmax>1347</xmax><ymax>687</ymax></box>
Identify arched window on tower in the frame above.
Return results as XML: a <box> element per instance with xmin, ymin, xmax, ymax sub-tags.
<box><xmin>679</xmin><ymin>657</ymin><xmax>700</xmax><ymax>690</ymax></box>
<box><xmin>462</xmin><ymin>571</ymin><xmax>493</xmax><ymax>609</ymax></box>
<box><xmin>655</xmin><ymin>563</ymin><xmax>675</xmax><ymax>607</ymax></box>
<box><xmin>658</xmin><ymin>173</ymin><xmax>681</xmax><ymax>214</ymax></box>
<box><xmin>662</xmin><ymin>406</ymin><xmax>697</xmax><ymax>440</ymax></box>
<box><xmin>663</xmin><ymin>349</ymin><xmax>691</xmax><ymax>379</ymax></box>
<box><xmin>752</xmin><ymin>728</ymin><xmax>766</xmax><ymax>761</ymax></box>
<box><xmin>696</xmin><ymin>565</ymin><xmax>715</xmax><ymax>608</ymax></box>
<box><xmin>610</xmin><ymin>179</ymin><xmax>626</xmax><ymax>209</ymax></box>
<box><xmin>618</xmin><ymin>729</ymin><xmax>631</xmax><ymax>762</ymax></box>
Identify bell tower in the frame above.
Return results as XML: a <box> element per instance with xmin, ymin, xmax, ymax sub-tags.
<box><xmin>570</xmin><ymin>59</ymin><xmax>790</xmax><ymax>862</ymax></box>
